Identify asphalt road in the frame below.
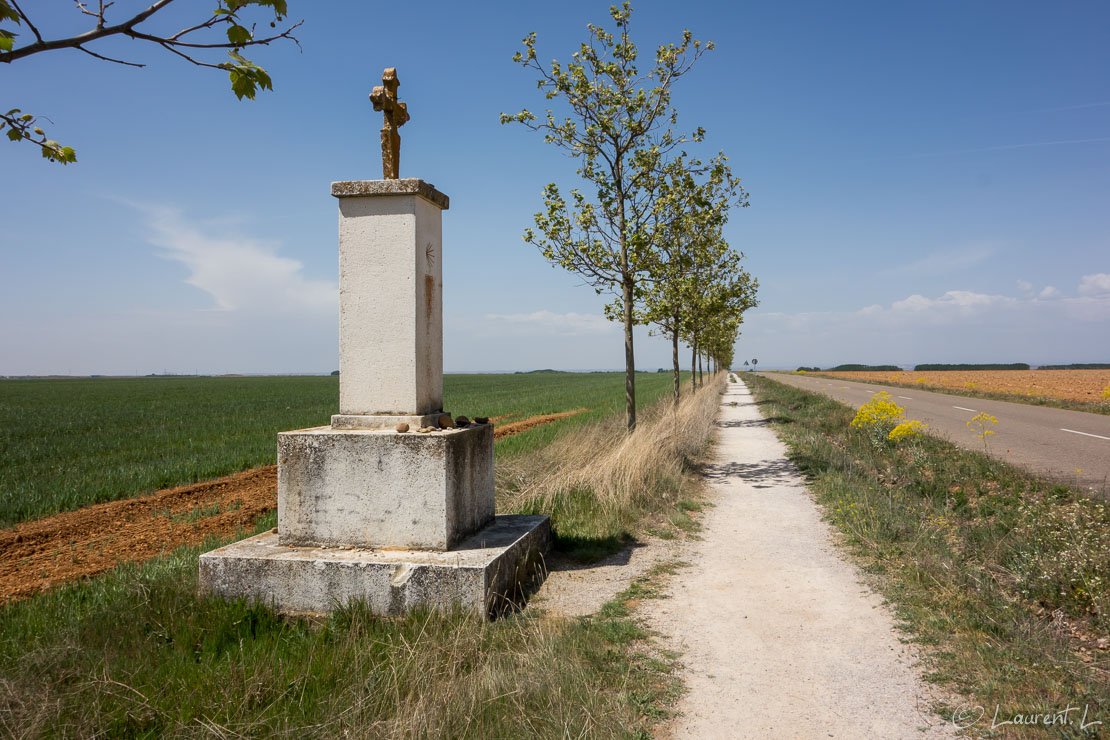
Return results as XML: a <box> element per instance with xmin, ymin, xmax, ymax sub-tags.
<box><xmin>760</xmin><ymin>373</ymin><xmax>1110</xmax><ymax>495</ymax></box>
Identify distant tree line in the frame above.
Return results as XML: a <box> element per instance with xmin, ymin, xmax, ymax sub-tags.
<box><xmin>796</xmin><ymin>364</ymin><xmax>900</xmax><ymax>372</ymax></box>
<box><xmin>1037</xmin><ymin>363</ymin><xmax>1110</xmax><ymax>370</ymax></box>
<box><xmin>796</xmin><ymin>362</ymin><xmax>1108</xmax><ymax>372</ymax></box>
<box><xmin>913</xmin><ymin>363</ymin><xmax>1030</xmax><ymax>371</ymax></box>
<box><xmin>828</xmin><ymin>364</ymin><xmax>901</xmax><ymax>372</ymax></box>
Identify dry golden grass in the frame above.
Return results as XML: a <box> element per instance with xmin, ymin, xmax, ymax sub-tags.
<box><xmin>498</xmin><ymin>377</ymin><xmax>724</xmax><ymax>546</ymax></box>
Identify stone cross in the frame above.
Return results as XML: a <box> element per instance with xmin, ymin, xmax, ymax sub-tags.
<box><xmin>369</xmin><ymin>67</ymin><xmax>410</xmax><ymax>180</ymax></box>
<box><xmin>196</xmin><ymin>84</ymin><xmax>550</xmax><ymax>619</ymax></box>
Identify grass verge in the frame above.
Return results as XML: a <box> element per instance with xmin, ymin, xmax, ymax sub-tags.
<box><xmin>0</xmin><ymin>376</ymin><xmax>723</xmax><ymax>736</ymax></box>
<box><xmin>0</xmin><ymin>513</ymin><xmax>675</xmax><ymax>738</ymax></box>
<box><xmin>747</xmin><ymin>373</ymin><xmax>1109</xmax><ymax>737</ymax></box>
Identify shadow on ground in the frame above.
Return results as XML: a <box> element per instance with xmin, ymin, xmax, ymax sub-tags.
<box><xmin>716</xmin><ymin>417</ymin><xmax>792</xmax><ymax>429</ymax></box>
<box><xmin>545</xmin><ymin>538</ymin><xmax>645</xmax><ymax>573</ymax></box>
<box><xmin>701</xmin><ymin>458</ymin><xmax>798</xmax><ymax>490</ymax></box>
<box><xmin>550</xmin><ymin>533</ymin><xmax>638</xmax><ymax>566</ymax></box>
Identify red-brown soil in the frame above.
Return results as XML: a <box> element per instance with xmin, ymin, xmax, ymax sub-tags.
<box><xmin>818</xmin><ymin>369</ymin><xmax>1110</xmax><ymax>404</ymax></box>
<box><xmin>0</xmin><ymin>466</ymin><xmax>277</xmax><ymax>604</ymax></box>
<box><xmin>0</xmin><ymin>410</ymin><xmax>591</xmax><ymax>604</ymax></box>
<box><xmin>492</xmin><ymin>409</ymin><xmax>588</xmax><ymax>439</ymax></box>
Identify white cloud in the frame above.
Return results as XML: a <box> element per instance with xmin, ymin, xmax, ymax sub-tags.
<box><xmin>743</xmin><ymin>279</ymin><xmax>1110</xmax><ymax>367</ymax></box>
<box><xmin>142</xmin><ymin>205</ymin><xmax>337</xmax><ymax>315</ymax></box>
<box><xmin>1038</xmin><ymin>285</ymin><xmax>1059</xmax><ymax>299</ymax></box>
<box><xmin>1078</xmin><ymin>273</ymin><xmax>1110</xmax><ymax>296</ymax></box>
<box><xmin>885</xmin><ymin>290</ymin><xmax>1017</xmax><ymax>325</ymax></box>
<box><xmin>1016</xmin><ymin>279</ymin><xmax>1033</xmax><ymax>295</ymax></box>
<box><xmin>482</xmin><ymin>310</ymin><xmax>617</xmax><ymax>337</ymax></box>
<box><xmin>881</xmin><ymin>243</ymin><xmax>997</xmax><ymax>277</ymax></box>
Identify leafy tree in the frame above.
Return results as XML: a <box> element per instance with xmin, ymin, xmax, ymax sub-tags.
<box><xmin>637</xmin><ymin>152</ymin><xmax>748</xmax><ymax>404</ymax></box>
<box><xmin>682</xmin><ymin>246</ymin><xmax>757</xmax><ymax>389</ymax></box>
<box><xmin>501</xmin><ymin>2</ymin><xmax>711</xmax><ymax>432</ymax></box>
<box><xmin>1</xmin><ymin>0</ymin><xmax>300</xmax><ymax>163</ymax></box>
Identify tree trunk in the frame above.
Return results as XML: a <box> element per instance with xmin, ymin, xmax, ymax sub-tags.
<box><xmin>698</xmin><ymin>351</ymin><xmax>703</xmax><ymax>385</ymax></box>
<box><xmin>671</xmin><ymin>321</ymin><xmax>680</xmax><ymax>407</ymax></box>
<box><xmin>690</xmin><ymin>337</ymin><xmax>697</xmax><ymax>390</ymax></box>
<box><xmin>622</xmin><ymin>275</ymin><xmax>636</xmax><ymax>433</ymax></box>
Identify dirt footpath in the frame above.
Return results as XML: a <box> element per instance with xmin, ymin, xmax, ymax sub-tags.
<box><xmin>644</xmin><ymin>377</ymin><xmax>955</xmax><ymax>738</ymax></box>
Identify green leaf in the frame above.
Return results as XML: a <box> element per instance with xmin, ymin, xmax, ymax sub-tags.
<box><xmin>0</xmin><ymin>28</ymin><xmax>17</xmax><ymax>52</ymax></box>
<box><xmin>228</xmin><ymin>68</ymin><xmax>256</xmax><ymax>100</ymax></box>
<box><xmin>224</xmin><ymin>50</ymin><xmax>272</xmax><ymax>100</ymax></box>
<box><xmin>7</xmin><ymin>127</ymin><xmax>22</xmax><ymax>141</ymax></box>
<box><xmin>226</xmin><ymin>24</ymin><xmax>251</xmax><ymax>45</ymax></box>
<box><xmin>0</xmin><ymin>0</ymin><xmax>20</xmax><ymax>24</ymax></box>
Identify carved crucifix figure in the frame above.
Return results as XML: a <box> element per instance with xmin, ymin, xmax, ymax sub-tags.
<box><xmin>369</xmin><ymin>67</ymin><xmax>410</xmax><ymax>180</ymax></box>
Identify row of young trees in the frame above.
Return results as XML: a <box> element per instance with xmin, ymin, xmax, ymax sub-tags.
<box><xmin>502</xmin><ymin>2</ymin><xmax>758</xmax><ymax>432</ymax></box>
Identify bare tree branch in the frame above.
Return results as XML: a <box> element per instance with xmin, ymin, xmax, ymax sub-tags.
<box><xmin>9</xmin><ymin>0</ymin><xmax>43</xmax><ymax>43</ymax></box>
<box><xmin>76</xmin><ymin>43</ymin><xmax>144</xmax><ymax>66</ymax></box>
<box><xmin>1</xmin><ymin>0</ymin><xmax>176</xmax><ymax>62</ymax></box>
<box><xmin>1</xmin><ymin>1</ymin><xmax>300</xmax><ymax>66</ymax></box>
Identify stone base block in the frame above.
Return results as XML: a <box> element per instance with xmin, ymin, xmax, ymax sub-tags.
<box><xmin>278</xmin><ymin>423</ymin><xmax>494</xmax><ymax>550</ymax></box>
<box><xmin>199</xmin><ymin>515</ymin><xmax>550</xmax><ymax>617</ymax></box>
<box><xmin>330</xmin><ymin>412</ymin><xmax>448</xmax><ymax>430</ymax></box>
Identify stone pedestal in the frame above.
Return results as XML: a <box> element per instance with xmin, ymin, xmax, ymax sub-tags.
<box><xmin>199</xmin><ymin>515</ymin><xmax>550</xmax><ymax>617</ymax></box>
<box><xmin>277</xmin><ymin>424</ymin><xmax>494</xmax><ymax>551</ymax></box>
<box><xmin>198</xmin><ymin>179</ymin><xmax>549</xmax><ymax>616</ymax></box>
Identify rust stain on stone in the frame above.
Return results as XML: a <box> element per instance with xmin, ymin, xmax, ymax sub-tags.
<box><xmin>425</xmin><ymin>274</ymin><xmax>435</xmax><ymax>323</ymax></box>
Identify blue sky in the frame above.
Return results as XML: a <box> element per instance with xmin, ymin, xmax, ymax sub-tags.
<box><xmin>2</xmin><ymin>0</ymin><xmax>1107</xmax><ymax>374</ymax></box>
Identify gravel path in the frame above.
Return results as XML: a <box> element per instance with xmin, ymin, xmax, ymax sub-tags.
<box><xmin>644</xmin><ymin>376</ymin><xmax>956</xmax><ymax>739</ymax></box>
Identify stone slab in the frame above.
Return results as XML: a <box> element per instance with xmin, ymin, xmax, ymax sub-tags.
<box><xmin>331</xmin><ymin>179</ymin><xmax>450</xmax><ymax>210</ymax></box>
<box><xmin>278</xmin><ymin>423</ymin><xmax>494</xmax><ymax>550</ymax></box>
<box><xmin>198</xmin><ymin>514</ymin><xmax>550</xmax><ymax>616</ymax></box>
<box><xmin>330</xmin><ymin>412</ymin><xmax>448</xmax><ymax>430</ymax></box>
<box><xmin>336</xmin><ymin>188</ymin><xmax>445</xmax><ymax>417</ymax></box>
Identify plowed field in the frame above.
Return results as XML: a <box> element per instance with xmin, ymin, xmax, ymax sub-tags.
<box><xmin>818</xmin><ymin>369</ymin><xmax>1110</xmax><ymax>403</ymax></box>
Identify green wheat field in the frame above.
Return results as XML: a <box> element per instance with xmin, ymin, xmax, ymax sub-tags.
<box><xmin>0</xmin><ymin>371</ymin><xmax>684</xmax><ymax>527</ymax></box>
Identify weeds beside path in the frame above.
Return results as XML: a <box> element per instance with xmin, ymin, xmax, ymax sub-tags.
<box><xmin>748</xmin><ymin>372</ymin><xmax>1110</xmax><ymax>738</ymax></box>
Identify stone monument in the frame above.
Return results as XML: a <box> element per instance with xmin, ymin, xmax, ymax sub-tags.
<box><xmin>198</xmin><ymin>69</ymin><xmax>550</xmax><ymax>616</ymax></box>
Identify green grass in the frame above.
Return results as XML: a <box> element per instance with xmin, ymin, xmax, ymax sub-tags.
<box><xmin>0</xmin><ymin>372</ymin><xmax>685</xmax><ymax>527</ymax></box>
<box><xmin>748</xmin><ymin>374</ymin><xmax>1109</xmax><ymax>737</ymax></box>
<box><xmin>0</xmin><ymin>511</ymin><xmax>678</xmax><ymax>737</ymax></box>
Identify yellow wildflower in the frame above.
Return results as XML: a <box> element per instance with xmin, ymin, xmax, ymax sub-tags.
<box><xmin>967</xmin><ymin>412</ymin><xmax>997</xmax><ymax>439</ymax></box>
<box><xmin>850</xmin><ymin>392</ymin><xmax>905</xmax><ymax>429</ymax></box>
<box><xmin>888</xmin><ymin>420</ymin><xmax>927</xmax><ymax>443</ymax></box>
